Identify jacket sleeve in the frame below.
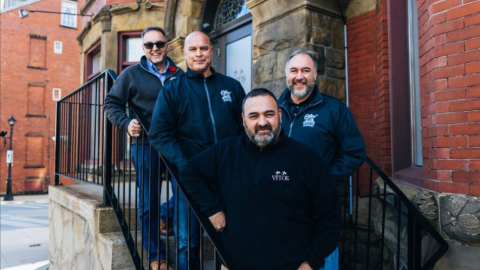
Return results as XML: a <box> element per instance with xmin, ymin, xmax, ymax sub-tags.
<box><xmin>180</xmin><ymin>144</ymin><xmax>224</xmax><ymax>217</ymax></box>
<box><xmin>332</xmin><ymin>106</ymin><xmax>366</xmax><ymax>183</ymax></box>
<box><xmin>104</xmin><ymin>70</ymin><xmax>134</xmax><ymax>131</ymax></box>
<box><xmin>149</xmin><ymin>83</ymin><xmax>189</xmax><ymax>172</ymax></box>
<box><xmin>305</xmin><ymin>160</ymin><xmax>342</xmax><ymax>269</ymax></box>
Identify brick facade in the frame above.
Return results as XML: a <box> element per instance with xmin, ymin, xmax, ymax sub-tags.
<box><xmin>417</xmin><ymin>0</ymin><xmax>480</xmax><ymax>194</ymax></box>
<box><xmin>0</xmin><ymin>0</ymin><xmax>82</xmax><ymax>194</ymax></box>
<box><xmin>347</xmin><ymin>0</ymin><xmax>480</xmax><ymax>195</ymax></box>
<box><xmin>347</xmin><ymin>0</ymin><xmax>391</xmax><ymax>183</ymax></box>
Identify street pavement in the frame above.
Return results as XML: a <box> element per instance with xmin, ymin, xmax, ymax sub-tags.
<box><xmin>0</xmin><ymin>194</ymin><xmax>49</xmax><ymax>270</ymax></box>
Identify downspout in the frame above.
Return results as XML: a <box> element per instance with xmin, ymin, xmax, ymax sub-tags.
<box><xmin>336</xmin><ymin>0</ymin><xmax>353</xmax><ymax>215</ymax></box>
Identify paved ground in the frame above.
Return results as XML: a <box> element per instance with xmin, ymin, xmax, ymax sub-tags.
<box><xmin>0</xmin><ymin>194</ymin><xmax>49</xmax><ymax>270</ymax></box>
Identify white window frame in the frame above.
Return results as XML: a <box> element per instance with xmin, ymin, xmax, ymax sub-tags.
<box><xmin>54</xmin><ymin>41</ymin><xmax>63</xmax><ymax>54</ymax></box>
<box><xmin>61</xmin><ymin>1</ymin><xmax>77</xmax><ymax>28</ymax></box>
<box><xmin>52</xmin><ymin>88</ymin><xmax>61</xmax><ymax>101</ymax></box>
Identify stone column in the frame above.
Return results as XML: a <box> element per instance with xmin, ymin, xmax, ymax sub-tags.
<box><xmin>246</xmin><ymin>0</ymin><xmax>347</xmax><ymax>99</ymax></box>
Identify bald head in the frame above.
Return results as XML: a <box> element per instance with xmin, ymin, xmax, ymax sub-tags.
<box><xmin>183</xmin><ymin>31</ymin><xmax>214</xmax><ymax>77</ymax></box>
<box><xmin>184</xmin><ymin>31</ymin><xmax>211</xmax><ymax>48</ymax></box>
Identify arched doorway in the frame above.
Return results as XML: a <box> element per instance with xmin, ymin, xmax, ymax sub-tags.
<box><xmin>201</xmin><ymin>0</ymin><xmax>252</xmax><ymax>92</ymax></box>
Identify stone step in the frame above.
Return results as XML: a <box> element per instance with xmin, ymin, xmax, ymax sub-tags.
<box><xmin>99</xmin><ymin>231</ymin><xmax>216</xmax><ymax>269</ymax></box>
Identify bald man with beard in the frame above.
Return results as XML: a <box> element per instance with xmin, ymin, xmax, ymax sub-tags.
<box><xmin>149</xmin><ymin>31</ymin><xmax>246</xmax><ymax>270</ymax></box>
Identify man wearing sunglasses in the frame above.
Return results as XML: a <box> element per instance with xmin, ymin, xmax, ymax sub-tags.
<box><xmin>104</xmin><ymin>26</ymin><xmax>183</xmax><ymax>270</ymax></box>
<box><xmin>149</xmin><ymin>31</ymin><xmax>246</xmax><ymax>270</ymax></box>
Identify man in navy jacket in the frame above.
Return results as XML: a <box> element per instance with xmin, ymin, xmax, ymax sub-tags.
<box><xmin>149</xmin><ymin>31</ymin><xmax>246</xmax><ymax>270</ymax></box>
<box><xmin>278</xmin><ymin>50</ymin><xmax>366</xmax><ymax>269</ymax></box>
<box><xmin>180</xmin><ymin>89</ymin><xmax>341</xmax><ymax>270</ymax></box>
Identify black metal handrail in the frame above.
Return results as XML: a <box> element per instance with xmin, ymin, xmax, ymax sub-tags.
<box><xmin>54</xmin><ymin>70</ymin><xmax>237</xmax><ymax>269</ymax></box>
<box><xmin>54</xmin><ymin>70</ymin><xmax>449</xmax><ymax>270</ymax></box>
<box><xmin>340</xmin><ymin>157</ymin><xmax>449</xmax><ymax>270</ymax></box>
<box><xmin>54</xmin><ymin>70</ymin><xmax>116</xmax><ymax>186</ymax></box>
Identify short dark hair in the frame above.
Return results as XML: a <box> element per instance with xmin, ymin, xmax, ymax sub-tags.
<box><xmin>141</xmin><ymin>26</ymin><xmax>167</xmax><ymax>41</ymax></box>
<box><xmin>284</xmin><ymin>50</ymin><xmax>318</xmax><ymax>73</ymax></box>
<box><xmin>242</xmin><ymin>88</ymin><xmax>279</xmax><ymax>113</ymax></box>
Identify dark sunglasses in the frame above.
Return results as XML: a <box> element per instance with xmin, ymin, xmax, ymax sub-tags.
<box><xmin>143</xmin><ymin>41</ymin><xmax>167</xmax><ymax>49</ymax></box>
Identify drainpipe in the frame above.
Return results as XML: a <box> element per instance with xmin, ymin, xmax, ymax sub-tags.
<box><xmin>336</xmin><ymin>0</ymin><xmax>353</xmax><ymax>215</ymax></box>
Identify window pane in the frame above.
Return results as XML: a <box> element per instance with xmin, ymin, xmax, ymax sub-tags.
<box><xmin>61</xmin><ymin>1</ymin><xmax>77</xmax><ymax>28</ymax></box>
<box><xmin>92</xmin><ymin>52</ymin><xmax>101</xmax><ymax>75</ymax></box>
<box><xmin>216</xmin><ymin>0</ymin><xmax>250</xmax><ymax>28</ymax></box>
<box><xmin>226</xmin><ymin>35</ymin><xmax>251</xmax><ymax>93</ymax></box>
<box><xmin>126</xmin><ymin>37</ymin><xmax>143</xmax><ymax>62</ymax></box>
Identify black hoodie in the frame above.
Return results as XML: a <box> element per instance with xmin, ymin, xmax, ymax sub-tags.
<box><xmin>180</xmin><ymin>134</ymin><xmax>341</xmax><ymax>270</ymax></box>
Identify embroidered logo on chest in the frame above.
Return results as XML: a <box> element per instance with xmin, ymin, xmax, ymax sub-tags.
<box><xmin>221</xmin><ymin>90</ymin><xmax>232</xmax><ymax>102</ymax></box>
<box><xmin>303</xmin><ymin>114</ymin><xmax>318</xmax><ymax>127</ymax></box>
<box><xmin>272</xmin><ymin>171</ymin><xmax>289</xmax><ymax>181</ymax></box>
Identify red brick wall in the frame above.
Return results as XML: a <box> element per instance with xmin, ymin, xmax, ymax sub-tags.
<box><xmin>418</xmin><ymin>0</ymin><xmax>480</xmax><ymax>195</ymax></box>
<box><xmin>348</xmin><ymin>0</ymin><xmax>391</xmax><ymax>179</ymax></box>
<box><xmin>0</xmin><ymin>0</ymin><xmax>83</xmax><ymax>194</ymax></box>
<box><xmin>82</xmin><ymin>0</ymin><xmax>106</xmax><ymax>28</ymax></box>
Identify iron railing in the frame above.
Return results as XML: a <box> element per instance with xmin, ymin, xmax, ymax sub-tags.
<box><xmin>340</xmin><ymin>157</ymin><xmax>449</xmax><ymax>270</ymax></box>
<box><xmin>54</xmin><ymin>70</ymin><xmax>448</xmax><ymax>270</ymax></box>
<box><xmin>54</xmin><ymin>70</ymin><xmax>236</xmax><ymax>269</ymax></box>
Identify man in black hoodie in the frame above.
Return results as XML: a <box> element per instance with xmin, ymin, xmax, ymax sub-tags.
<box><xmin>149</xmin><ymin>31</ymin><xmax>246</xmax><ymax>270</ymax></box>
<box><xmin>180</xmin><ymin>89</ymin><xmax>341</xmax><ymax>270</ymax></box>
<box><xmin>104</xmin><ymin>26</ymin><xmax>183</xmax><ymax>270</ymax></box>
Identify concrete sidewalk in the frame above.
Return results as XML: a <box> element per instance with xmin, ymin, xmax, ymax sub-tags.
<box><xmin>0</xmin><ymin>194</ymin><xmax>49</xmax><ymax>205</ymax></box>
<box><xmin>1</xmin><ymin>194</ymin><xmax>49</xmax><ymax>270</ymax></box>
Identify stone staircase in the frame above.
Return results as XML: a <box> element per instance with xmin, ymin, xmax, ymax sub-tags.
<box><xmin>49</xmin><ymin>184</ymin><xmax>215</xmax><ymax>270</ymax></box>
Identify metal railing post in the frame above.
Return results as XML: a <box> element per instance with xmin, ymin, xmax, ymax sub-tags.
<box><xmin>102</xmin><ymin>73</ymin><xmax>113</xmax><ymax>207</ymax></box>
<box><xmin>54</xmin><ymin>101</ymin><xmax>61</xmax><ymax>185</ymax></box>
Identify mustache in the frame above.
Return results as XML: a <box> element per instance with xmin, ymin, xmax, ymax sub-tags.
<box><xmin>292</xmin><ymin>78</ymin><xmax>308</xmax><ymax>84</ymax></box>
<box><xmin>255</xmin><ymin>124</ymin><xmax>272</xmax><ymax>132</ymax></box>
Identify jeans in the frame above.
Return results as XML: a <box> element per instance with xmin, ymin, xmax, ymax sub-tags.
<box><xmin>320</xmin><ymin>247</ymin><xmax>339</xmax><ymax>270</ymax></box>
<box><xmin>172</xmin><ymin>180</ymin><xmax>201</xmax><ymax>270</ymax></box>
<box><xmin>131</xmin><ymin>144</ymin><xmax>165</xmax><ymax>263</ymax></box>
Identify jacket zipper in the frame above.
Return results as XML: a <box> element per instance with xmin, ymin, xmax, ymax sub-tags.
<box><xmin>279</xmin><ymin>99</ymin><xmax>323</xmax><ymax>137</ymax></box>
<box><xmin>204</xmin><ymin>78</ymin><xmax>218</xmax><ymax>143</ymax></box>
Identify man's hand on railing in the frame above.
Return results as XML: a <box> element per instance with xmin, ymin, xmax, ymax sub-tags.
<box><xmin>297</xmin><ymin>262</ymin><xmax>313</xmax><ymax>270</ymax></box>
<box><xmin>209</xmin><ymin>211</ymin><xmax>226</xmax><ymax>232</ymax></box>
<box><xmin>127</xmin><ymin>119</ymin><xmax>142</xmax><ymax>137</ymax></box>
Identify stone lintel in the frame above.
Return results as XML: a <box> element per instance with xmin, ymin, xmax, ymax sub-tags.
<box><xmin>77</xmin><ymin>21</ymin><xmax>92</xmax><ymax>46</ymax></box>
<box><xmin>92</xmin><ymin>5</ymin><xmax>113</xmax><ymax>33</ymax></box>
<box><xmin>247</xmin><ymin>0</ymin><xmax>344</xmax><ymax>29</ymax></box>
<box><xmin>145</xmin><ymin>1</ymin><xmax>165</xmax><ymax>11</ymax></box>
<box><xmin>110</xmin><ymin>2</ymin><xmax>140</xmax><ymax>16</ymax></box>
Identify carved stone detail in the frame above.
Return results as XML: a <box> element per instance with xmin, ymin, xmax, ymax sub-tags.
<box><xmin>411</xmin><ymin>190</ymin><xmax>438</xmax><ymax>224</ymax></box>
<box><xmin>440</xmin><ymin>195</ymin><xmax>480</xmax><ymax>243</ymax></box>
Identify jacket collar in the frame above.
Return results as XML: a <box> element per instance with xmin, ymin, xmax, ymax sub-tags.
<box><xmin>278</xmin><ymin>85</ymin><xmax>323</xmax><ymax>108</ymax></box>
<box><xmin>139</xmin><ymin>56</ymin><xmax>180</xmax><ymax>78</ymax></box>
<box><xmin>186</xmin><ymin>67</ymin><xmax>217</xmax><ymax>79</ymax></box>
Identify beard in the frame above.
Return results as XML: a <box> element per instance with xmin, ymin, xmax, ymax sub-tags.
<box><xmin>287</xmin><ymin>77</ymin><xmax>316</xmax><ymax>100</ymax></box>
<box><xmin>245</xmin><ymin>121</ymin><xmax>282</xmax><ymax>148</ymax></box>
